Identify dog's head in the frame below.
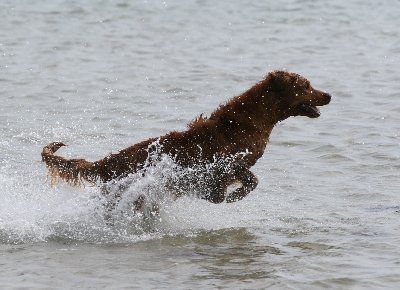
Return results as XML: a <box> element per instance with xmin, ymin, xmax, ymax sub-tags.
<box><xmin>266</xmin><ymin>71</ymin><xmax>331</xmax><ymax>120</ymax></box>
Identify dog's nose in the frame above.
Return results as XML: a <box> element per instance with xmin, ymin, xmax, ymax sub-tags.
<box><xmin>324</xmin><ymin>93</ymin><xmax>332</xmax><ymax>103</ymax></box>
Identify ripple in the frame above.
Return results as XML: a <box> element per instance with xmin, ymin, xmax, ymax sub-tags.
<box><xmin>319</xmin><ymin>153</ymin><xmax>354</xmax><ymax>162</ymax></box>
<box><xmin>287</xmin><ymin>241</ymin><xmax>336</xmax><ymax>251</ymax></box>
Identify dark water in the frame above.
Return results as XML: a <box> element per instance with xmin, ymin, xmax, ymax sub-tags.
<box><xmin>1</xmin><ymin>0</ymin><xmax>399</xmax><ymax>289</ymax></box>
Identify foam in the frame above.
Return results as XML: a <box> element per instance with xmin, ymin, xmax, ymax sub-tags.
<box><xmin>0</xmin><ymin>152</ymin><xmax>251</xmax><ymax>244</ymax></box>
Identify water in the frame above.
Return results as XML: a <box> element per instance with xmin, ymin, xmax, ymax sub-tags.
<box><xmin>1</xmin><ymin>0</ymin><xmax>399</xmax><ymax>289</ymax></box>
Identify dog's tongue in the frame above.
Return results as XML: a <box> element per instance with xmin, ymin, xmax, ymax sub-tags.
<box><xmin>300</xmin><ymin>103</ymin><xmax>320</xmax><ymax>118</ymax></box>
<box><xmin>310</xmin><ymin>105</ymin><xmax>320</xmax><ymax>116</ymax></box>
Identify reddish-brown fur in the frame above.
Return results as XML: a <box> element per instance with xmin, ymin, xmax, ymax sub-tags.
<box><xmin>42</xmin><ymin>71</ymin><xmax>331</xmax><ymax>206</ymax></box>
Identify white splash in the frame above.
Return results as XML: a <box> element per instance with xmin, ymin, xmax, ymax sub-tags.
<box><xmin>0</xmin><ymin>148</ymin><xmax>254</xmax><ymax>245</ymax></box>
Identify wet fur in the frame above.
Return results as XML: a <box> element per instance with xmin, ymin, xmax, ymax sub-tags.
<box><xmin>42</xmin><ymin>71</ymin><xmax>331</xmax><ymax>207</ymax></box>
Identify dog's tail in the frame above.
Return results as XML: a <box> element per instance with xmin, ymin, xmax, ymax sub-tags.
<box><xmin>41</xmin><ymin>142</ymin><xmax>99</xmax><ymax>186</ymax></box>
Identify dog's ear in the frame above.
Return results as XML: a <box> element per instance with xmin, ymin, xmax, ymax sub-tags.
<box><xmin>266</xmin><ymin>70</ymin><xmax>298</xmax><ymax>93</ymax></box>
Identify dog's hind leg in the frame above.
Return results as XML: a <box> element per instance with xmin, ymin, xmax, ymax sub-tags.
<box><xmin>132</xmin><ymin>194</ymin><xmax>161</xmax><ymax>219</ymax></box>
<box><xmin>133</xmin><ymin>194</ymin><xmax>146</xmax><ymax>212</ymax></box>
<box><xmin>226</xmin><ymin>169</ymin><xmax>258</xmax><ymax>203</ymax></box>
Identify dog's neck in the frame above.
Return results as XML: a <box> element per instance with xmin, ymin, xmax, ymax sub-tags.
<box><xmin>210</xmin><ymin>91</ymin><xmax>281</xmax><ymax>132</ymax></box>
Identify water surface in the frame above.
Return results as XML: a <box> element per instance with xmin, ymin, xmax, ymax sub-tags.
<box><xmin>0</xmin><ymin>0</ymin><xmax>399</xmax><ymax>289</ymax></box>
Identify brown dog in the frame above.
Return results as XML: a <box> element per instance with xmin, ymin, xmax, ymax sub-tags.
<box><xmin>42</xmin><ymin>71</ymin><xmax>331</xmax><ymax>208</ymax></box>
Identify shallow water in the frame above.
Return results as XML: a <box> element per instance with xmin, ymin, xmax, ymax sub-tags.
<box><xmin>1</xmin><ymin>0</ymin><xmax>400</xmax><ymax>289</ymax></box>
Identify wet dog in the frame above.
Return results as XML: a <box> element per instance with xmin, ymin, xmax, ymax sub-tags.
<box><xmin>42</xmin><ymin>71</ymin><xmax>331</xmax><ymax>211</ymax></box>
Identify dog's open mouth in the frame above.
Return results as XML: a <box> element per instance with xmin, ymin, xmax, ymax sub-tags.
<box><xmin>299</xmin><ymin>103</ymin><xmax>321</xmax><ymax>118</ymax></box>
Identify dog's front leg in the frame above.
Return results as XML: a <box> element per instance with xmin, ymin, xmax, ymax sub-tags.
<box><xmin>226</xmin><ymin>169</ymin><xmax>258</xmax><ymax>203</ymax></box>
<box><xmin>199</xmin><ymin>178</ymin><xmax>227</xmax><ymax>204</ymax></box>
